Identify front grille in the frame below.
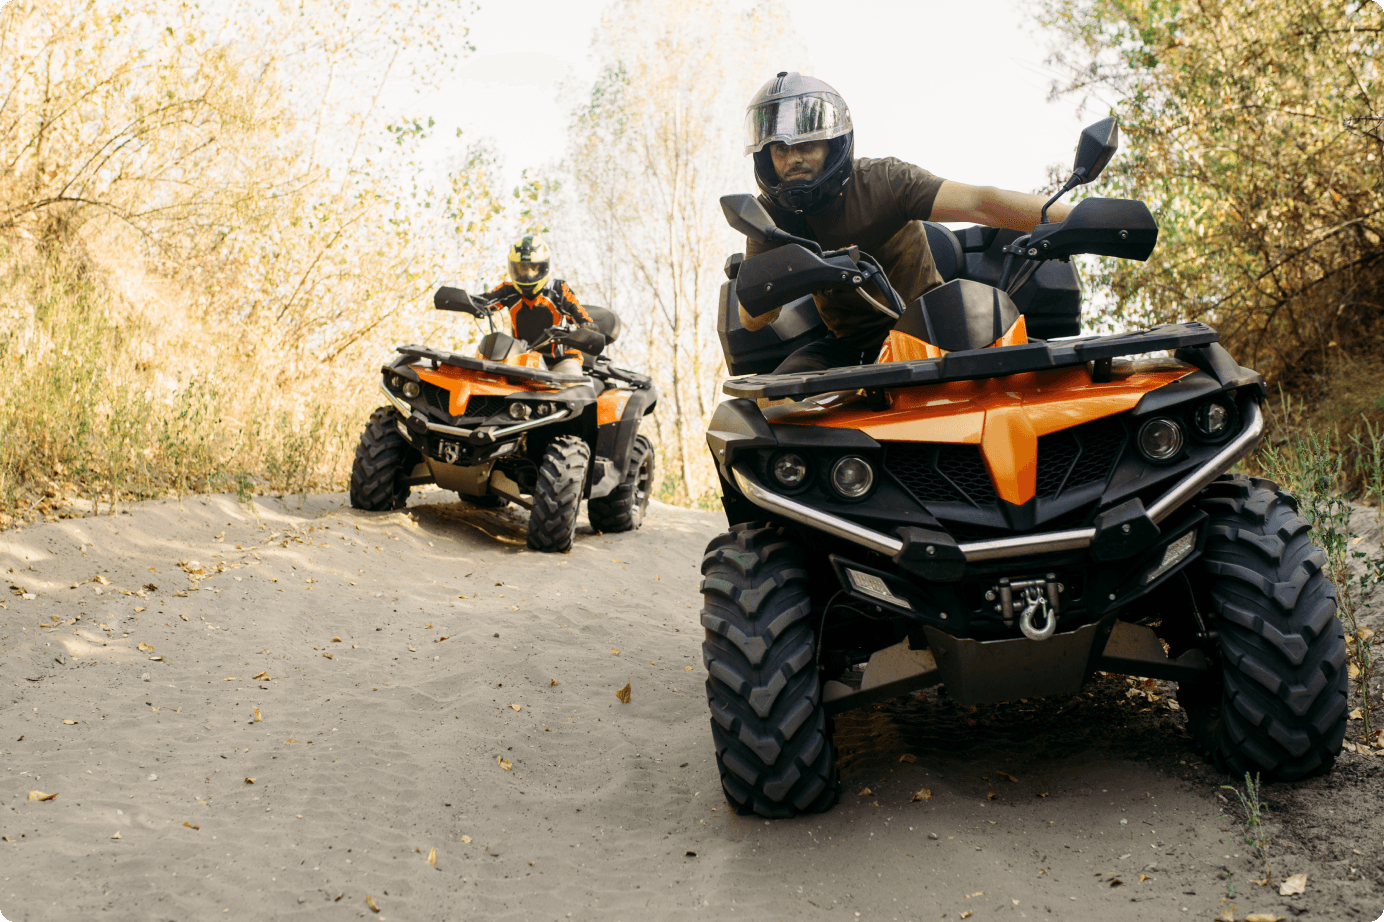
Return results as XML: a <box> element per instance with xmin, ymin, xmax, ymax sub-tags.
<box><xmin>885</xmin><ymin>416</ymin><xmax>1127</xmax><ymax>509</ymax></box>
<box><xmin>420</xmin><ymin>381</ymin><xmax>450</xmax><ymax>414</ymax></box>
<box><xmin>1036</xmin><ymin>418</ymin><xmax>1126</xmax><ymax>498</ymax></box>
<box><xmin>464</xmin><ymin>395</ymin><xmax>507</xmax><ymax>419</ymax></box>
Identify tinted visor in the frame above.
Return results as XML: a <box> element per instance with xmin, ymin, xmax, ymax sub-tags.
<box><xmin>510</xmin><ymin>260</ymin><xmax>548</xmax><ymax>284</ymax></box>
<box><xmin>744</xmin><ymin>91</ymin><xmax>852</xmax><ymax>155</ymax></box>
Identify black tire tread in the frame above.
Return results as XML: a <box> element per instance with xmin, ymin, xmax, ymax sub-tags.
<box><xmin>349</xmin><ymin>407</ymin><xmax>419</xmax><ymax>511</ymax></box>
<box><xmin>1182</xmin><ymin>474</ymin><xmax>1348</xmax><ymax>781</ymax></box>
<box><xmin>700</xmin><ymin>524</ymin><xmax>839</xmax><ymax>818</ymax></box>
<box><xmin>526</xmin><ymin>436</ymin><xmax>590</xmax><ymax>552</ymax></box>
<box><xmin>588</xmin><ymin>435</ymin><xmax>655</xmax><ymax>533</ymax></box>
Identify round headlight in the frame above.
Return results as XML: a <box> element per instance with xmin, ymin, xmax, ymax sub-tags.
<box><xmin>770</xmin><ymin>452</ymin><xmax>809</xmax><ymax>489</ymax></box>
<box><xmin>1138</xmin><ymin>418</ymin><xmax>1184</xmax><ymax>462</ymax></box>
<box><xmin>401</xmin><ymin>380</ymin><xmax>421</xmax><ymax>399</ymax></box>
<box><xmin>1193</xmin><ymin>401</ymin><xmax>1231</xmax><ymax>439</ymax></box>
<box><xmin>535</xmin><ymin>402</ymin><xmax>553</xmax><ymax>417</ymax></box>
<box><xmin>831</xmin><ymin>456</ymin><xmax>874</xmax><ymax>498</ymax></box>
<box><xmin>508</xmin><ymin>402</ymin><xmax>532</xmax><ymax>420</ymax></box>
<box><xmin>390</xmin><ymin>374</ymin><xmax>403</xmax><ymax>389</ymax></box>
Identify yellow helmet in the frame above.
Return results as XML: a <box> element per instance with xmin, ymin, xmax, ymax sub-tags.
<box><xmin>507</xmin><ymin>234</ymin><xmax>551</xmax><ymax>298</ymax></box>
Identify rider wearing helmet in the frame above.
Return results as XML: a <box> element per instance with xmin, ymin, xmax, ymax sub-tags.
<box><xmin>487</xmin><ymin>234</ymin><xmax>599</xmax><ymax>375</ymax></box>
<box><xmin>740</xmin><ymin>72</ymin><xmax>1073</xmax><ymax>373</ymax></box>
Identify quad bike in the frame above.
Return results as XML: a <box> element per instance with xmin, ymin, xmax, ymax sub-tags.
<box><xmin>349</xmin><ymin>287</ymin><xmax>658</xmax><ymax>552</ymax></box>
<box><xmin>700</xmin><ymin>118</ymin><xmax>1348</xmax><ymax>818</ymax></box>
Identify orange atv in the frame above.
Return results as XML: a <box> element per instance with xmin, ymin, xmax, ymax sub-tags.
<box><xmin>701</xmin><ymin>119</ymin><xmax>1347</xmax><ymax>818</ymax></box>
<box><xmin>349</xmin><ymin>287</ymin><xmax>657</xmax><ymax>552</ymax></box>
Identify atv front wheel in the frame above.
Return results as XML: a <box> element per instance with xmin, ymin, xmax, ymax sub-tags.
<box><xmin>526</xmin><ymin>436</ymin><xmax>590</xmax><ymax>552</ymax></box>
<box><xmin>700</xmin><ymin>525</ymin><xmax>839</xmax><ymax>818</ymax></box>
<box><xmin>1180</xmin><ymin>474</ymin><xmax>1348</xmax><ymax>780</ymax></box>
<box><xmin>588</xmin><ymin>435</ymin><xmax>655</xmax><ymax>533</ymax></box>
<box><xmin>349</xmin><ymin>407</ymin><xmax>421</xmax><ymax>511</ymax></box>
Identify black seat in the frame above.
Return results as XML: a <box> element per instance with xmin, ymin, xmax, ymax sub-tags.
<box><xmin>923</xmin><ymin>222</ymin><xmax>964</xmax><ymax>282</ymax></box>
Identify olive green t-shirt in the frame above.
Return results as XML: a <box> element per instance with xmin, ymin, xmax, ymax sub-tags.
<box><xmin>743</xmin><ymin>156</ymin><xmax>946</xmax><ymax>349</ymax></box>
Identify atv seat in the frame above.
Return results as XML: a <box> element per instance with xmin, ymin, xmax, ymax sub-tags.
<box><xmin>583</xmin><ymin>305</ymin><xmax>622</xmax><ymax>347</ymax></box>
<box><xmin>923</xmin><ymin>221</ymin><xmax>964</xmax><ymax>283</ymax></box>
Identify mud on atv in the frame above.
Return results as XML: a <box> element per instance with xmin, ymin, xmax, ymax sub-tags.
<box><xmin>350</xmin><ymin>287</ymin><xmax>658</xmax><ymax>552</ymax></box>
<box><xmin>700</xmin><ymin>118</ymin><xmax>1348</xmax><ymax>818</ymax></box>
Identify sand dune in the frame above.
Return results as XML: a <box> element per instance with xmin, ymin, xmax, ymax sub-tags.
<box><xmin>1</xmin><ymin>489</ymin><xmax>1380</xmax><ymax>921</ymax></box>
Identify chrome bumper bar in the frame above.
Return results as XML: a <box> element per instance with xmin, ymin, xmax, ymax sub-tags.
<box><xmin>379</xmin><ymin>383</ymin><xmax>570</xmax><ymax>441</ymax></box>
<box><xmin>730</xmin><ymin>400</ymin><xmax>1265</xmax><ymax>565</ymax></box>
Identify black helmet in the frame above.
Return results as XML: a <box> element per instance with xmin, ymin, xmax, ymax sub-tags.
<box><xmin>744</xmin><ymin>71</ymin><xmax>854</xmax><ymax>215</ymax></box>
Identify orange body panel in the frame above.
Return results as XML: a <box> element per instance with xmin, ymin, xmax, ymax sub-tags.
<box><xmin>597</xmin><ymin>389</ymin><xmax>633</xmax><ymax>426</ymax></box>
<box><xmin>880</xmin><ymin>315</ymin><xmax>1029</xmax><ymax>365</ymax></box>
<box><xmin>773</xmin><ymin>358</ymin><xmax>1193</xmax><ymax>506</ymax></box>
<box><xmin>415</xmin><ymin>359</ymin><xmax>547</xmax><ymax>417</ymax></box>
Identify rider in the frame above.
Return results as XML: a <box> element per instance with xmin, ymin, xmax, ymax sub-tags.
<box><xmin>740</xmin><ymin>71</ymin><xmax>1074</xmax><ymax>373</ymax></box>
<box><xmin>486</xmin><ymin>233</ymin><xmax>598</xmax><ymax>375</ymax></box>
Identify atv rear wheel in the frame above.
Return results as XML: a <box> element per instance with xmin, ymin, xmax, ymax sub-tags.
<box><xmin>526</xmin><ymin>436</ymin><xmax>590</xmax><ymax>552</ymax></box>
<box><xmin>588</xmin><ymin>435</ymin><xmax>654</xmax><ymax>533</ymax></box>
<box><xmin>349</xmin><ymin>407</ymin><xmax>421</xmax><ymax>512</ymax></box>
<box><xmin>700</xmin><ymin>525</ymin><xmax>839</xmax><ymax>818</ymax></box>
<box><xmin>1179</xmin><ymin>474</ymin><xmax>1348</xmax><ymax>781</ymax></box>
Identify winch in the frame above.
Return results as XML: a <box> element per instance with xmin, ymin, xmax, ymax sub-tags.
<box><xmin>987</xmin><ymin>574</ymin><xmax>1063</xmax><ymax>641</ymax></box>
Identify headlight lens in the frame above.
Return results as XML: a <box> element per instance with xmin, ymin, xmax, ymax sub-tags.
<box><xmin>770</xmin><ymin>452</ymin><xmax>809</xmax><ymax>489</ymax></box>
<box><xmin>508</xmin><ymin>402</ymin><xmax>532</xmax><ymax>420</ymax></box>
<box><xmin>1137</xmin><ymin>418</ymin><xmax>1184</xmax><ymax>461</ymax></box>
<box><xmin>830</xmin><ymin>456</ymin><xmax>874</xmax><ymax>498</ymax></box>
<box><xmin>390</xmin><ymin>374</ymin><xmax>403</xmax><ymax>389</ymax></box>
<box><xmin>1193</xmin><ymin>401</ymin><xmax>1232</xmax><ymax>439</ymax></box>
<box><xmin>535</xmin><ymin>402</ymin><xmax>553</xmax><ymax>417</ymax></box>
<box><xmin>401</xmin><ymin>380</ymin><xmax>421</xmax><ymax>399</ymax></box>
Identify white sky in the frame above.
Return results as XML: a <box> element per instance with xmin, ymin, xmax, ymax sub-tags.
<box><xmin>414</xmin><ymin>0</ymin><xmax>1103</xmax><ymax>196</ymax></box>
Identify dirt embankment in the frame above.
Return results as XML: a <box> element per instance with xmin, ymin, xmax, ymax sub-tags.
<box><xmin>1</xmin><ymin>489</ymin><xmax>1380</xmax><ymax>921</ymax></box>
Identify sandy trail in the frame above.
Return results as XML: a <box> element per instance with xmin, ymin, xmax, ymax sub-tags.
<box><xmin>1</xmin><ymin>489</ymin><xmax>1379</xmax><ymax>921</ymax></box>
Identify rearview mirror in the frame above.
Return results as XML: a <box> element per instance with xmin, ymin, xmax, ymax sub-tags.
<box><xmin>720</xmin><ymin>194</ymin><xmax>778</xmax><ymax>244</ymax></box>
<box><xmin>434</xmin><ymin>286</ymin><xmax>479</xmax><ymax>315</ymax></box>
<box><xmin>1072</xmin><ymin>117</ymin><xmax>1119</xmax><ymax>185</ymax></box>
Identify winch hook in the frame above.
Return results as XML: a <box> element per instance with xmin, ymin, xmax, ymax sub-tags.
<box><xmin>1018</xmin><ymin>588</ymin><xmax>1056</xmax><ymax>641</ymax></box>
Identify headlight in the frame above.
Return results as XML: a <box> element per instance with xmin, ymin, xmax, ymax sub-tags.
<box><xmin>390</xmin><ymin>374</ymin><xmax>403</xmax><ymax>389</ymax></box>
<box><xmin>508</xmin><ymin>402</ymin><xmax>532</xmax><ymax>420</ymax></box>
<box><xmin>535</xmin><ymin>402</ymin><xmax>553</xmax><ymax>417</ymax></box>
<box><xmin>1137</xmin><ymin>418</ymin><xmax>1184</xmax><ymax>462</ymax></box>
<box><xmin>770</xmin><ymin>452</ymin><xmax>809</xmax><ymax>489</ymax></box>
<box><xmin>830</xmin><ymin>456</ymin><xmax>874</xmax><ymax>498</ymax></box>
<box><xmin>401</xmin><ymin>381</ymin><xmax>421</xmax><ymax>399</ymax></box>
<box><xmin>1192</xmin><ymin>400</ymin><xmax>1233</xmax><ymax>440</ymax></box>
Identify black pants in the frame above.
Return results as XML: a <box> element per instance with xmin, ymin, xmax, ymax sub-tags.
<box><xmin>773</xmin><ymin>334</ymin><xmax>878</xmax><ymax>374</ymax></box>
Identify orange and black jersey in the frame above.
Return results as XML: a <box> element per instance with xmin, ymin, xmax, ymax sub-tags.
<box><xmin>486</xmin><ymin>279</ymin><xmax>596</xmax><ymax>360</ymax></box>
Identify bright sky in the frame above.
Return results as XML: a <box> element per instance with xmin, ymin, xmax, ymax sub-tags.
<box><xmin>416</xmin><ymin>0</ymin><xmax>1104</xmax><ymax>196</ymax></box>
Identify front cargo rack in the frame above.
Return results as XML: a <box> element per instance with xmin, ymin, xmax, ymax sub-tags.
<box><xmin>721</xmin><ymin>322</ymin><xmax>1221</xmax><ymax>401</ymax></box>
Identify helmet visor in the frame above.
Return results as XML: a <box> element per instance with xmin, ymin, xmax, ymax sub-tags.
<box><xmin>744</xmin><ymin>91</ymin><xmax>852</xmax><ymax>155</ymax></box>
<box><xmin>510</xmin><ymin>260</ymin><xmax>548</xmax><ymax>284</ymax></box>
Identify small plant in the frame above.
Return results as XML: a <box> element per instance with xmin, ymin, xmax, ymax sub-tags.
<box><xmin>1219</xmin><ymin>772</ymin><xmax>1271</xmax><ymax>882</ymax></box>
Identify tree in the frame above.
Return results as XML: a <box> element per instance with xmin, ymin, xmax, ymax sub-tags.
<box><xmin>561</xmin><ymin>0</ymin><xmax>806</xmax><ymax>505</ymax></box>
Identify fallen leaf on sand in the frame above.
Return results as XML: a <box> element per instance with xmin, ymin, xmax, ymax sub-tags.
<box><xmin>331</xmin><ymin>637</ymin><xmax>342</xmax><ymax>643</ymax></box>
<box><xmin>615</xmin><ymin>683</ymin><xmax>632</xmax><ymax>704</ymax></box>
<box><xmin>685</xmin><ymin>850</ymin><xmax>697</xmax><ymax>857</ymax></box>
<box><xmin>1348</xmin><ymin>662</ymin><xmax>1361</xmax><ymax>678</ymax></box>
<box><xmin>252</xmin><ymin>672</ymin><xmax>269</xmax><ymax>681</ymax></box>
<box><xmin>1245</xmin><ymin>915</ymin><xmax>1285</xmax><ymax>922</ymax></box>
<box><xmin>285</xmin><ymin>739</ymin><xmax>298</xmax><ymax>744</ymax></box>
<box><xmin>1139</xmin><ymin>873</ymin><xmax>1153</xmax><ymax>881</ymax></box>
<box><xmin>1349</xmin><ymin>707</ymin><xmax>1364</xmax><ymax>720</ymax></box>
<box><xmin>322</xmin><ymin>652</ymin><xmax>333</xmax><ymax>659</ymax></box>
<box><xmin>911</xmin><ymin>788</ymin><xmax>932</xmax><ymax>802</ymax></box>
<box><xmin>498</xmin><ymin>756</ymin><xmax>512</xmax><ymax>771</ymax></box>
<box><xmin>1036</xmin><ymin>791</ymin><xmax>1050</xmax><ymax>797</ymax></box>
<box><xmin>427</xmin><ymin>847</ymin><xmax>437</xmax><ymax>867</ymax></box>
<box><xmin>63</xmin><ymin>719</ymin><xmax>76</xmax><ymax>725</ymax></box>
<box><xmin>550</xmin><ymin>679</ymin><xmax>559</xmax><ymax>686</ymax></box>
<box><xmin>1108</xmin><ymin>878</ymin><xmax>1122</xmax><ymax>887</ymax></box>
<box><xmin>27</xmin><ymin>791</ymin><xmax>57</xmax><ymax>801</ymax></box>
<box><xmin>253</xmin><ymin>708</ymin><xmax>262</xmax><ymax>722</ymax></box>
<box><xmin>110</xmin><ymin>832</ymin><xmax>121</xmax><ymax>839</ymax></box>
<box><xmin>137</xmin><ymin>643</ymin><xmax>152</xmax><ymax>652</ymax></box>
<box><xmin>406</xmin><ymin>646</ymin><xmax>415</xmax><ymax>653</ymax></box>
<box><xmin>134</xmin><ymin>607</ymin><xmax>146</xmax><ymax>613</ymax></box>
<box><xmin>960</xmin><ymin>913</ymin><xmax>972</xmax><ymax>920</ymax></box>
<box><xmin>179</xmin><ymin>614</ymin><xmax>188</xmax><ymax>621</ymax></box>
<box><xmin>509</xmin><ymin>704</ymin><xmax>521</xmax><ymax>712</ymax></box>
<box><xmin>986</xmin><ymin>792</ymin><xmax>998</xmax><ymax>800</ymax></box>
<box><xmin>366</xmin><ymin>895</ymin><xmax>380</xmax><ymax>913</ymax></box>
<box><xmin>997</xmin><ymin>771</ymin><xmax>1019</xmax><ymax>782</ymax></box>
<box><xmin>148</xmin><ymin>656</ymin><xmax>163</xmax><ymax>662</ymax></box>
<box><xmin>1214</xmin><ymin>910</ymin><xmax>1233</xmax><ymax>922</ymax></box>
<box><xmin>183</xmin><ymin>822</ymin><xmax>199</xmax><ymax>830</ymax></box>
<box><xmin>245</xmin><ymin>777</ymin><xmax>256</xmax><ymax>784</ymax></box>
<box><xmin>461</xmin><ymin>835</ymin><xmax>472</xmax><ymax>844</ymax></box>
<box><xmin>435</xmin><ymin>636</ymin><xmax>448</xmax><ymax>643</ymax></box>
<box><xmin>859</xmin><ymin>787</ymin><xmax>873</xmax><ymax>797</ymax></box>
<box><xmin>224</xmin><ymin>677</ymin><xmax>237</xmax><ymax>681</ymax></box>
<box><xmin>685</xmin><ymin>666</ymin><xmax>693</xmax><ymax>671</ymax></box>
<box><xmin>899</xmin><ymin>754</ymin><xmax>917</xmax><ymax>763</ymax></box>
<box><xmin>610</xmin><ymin>648</ymin><xmax>620</xmax><ymax>655</ymax></box>
<box><xmin>1278</xmin><ymin>873</ymin><xmax>1307</xmax><ymax>896</ymax></box>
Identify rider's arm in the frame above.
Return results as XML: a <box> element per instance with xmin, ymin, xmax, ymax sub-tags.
<box><xmin>930</xmin><ymin>181</ymin><xmax>1073</xmax><ymax>229</ymax></box>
